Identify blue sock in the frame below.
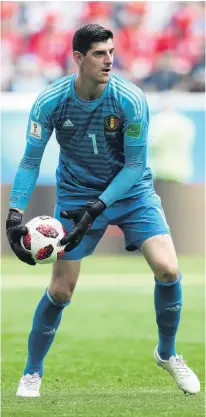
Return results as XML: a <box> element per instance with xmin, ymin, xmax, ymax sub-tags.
<box><xmin>154</xmin><ymin>273</ymin><xmax>182</xmax><ymax>360</ymax></box>
<box><xmin>24</xmin><ymin>289</ymin><xmax>71</xmax><ymax>377</ymax></box>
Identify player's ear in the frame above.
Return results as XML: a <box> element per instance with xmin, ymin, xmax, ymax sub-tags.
<box><xmin>73</xmin><ymin>51</ymin><xmax>83</xmax><ymax>66</ymax></box>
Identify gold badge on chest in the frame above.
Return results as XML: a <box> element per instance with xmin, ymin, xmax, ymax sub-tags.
<box><xmin>104</xmin><ymin>114</ymin><xmax>120</xmax><ymax>131</ymax></box>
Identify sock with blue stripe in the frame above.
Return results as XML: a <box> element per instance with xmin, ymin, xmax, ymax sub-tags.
<box><xmin>154</xmin><ymin>273</ymin><xmax>182</xmax><ymax>360</ymax></box>
<box><xmin>24</xmin><ymin>289</ymin><xmax>70</xmax><ymax>377</ymax></box>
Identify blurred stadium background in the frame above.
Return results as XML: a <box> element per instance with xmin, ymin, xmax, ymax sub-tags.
<box><xmin>1</xmin><ymin>2</ymin><xmax>205</xmax><ymax>416</ymax></box>
<box><xmin>1</xmin><ymin>1</ymin><xmax>205</xmax><ymax>92</ymax></box>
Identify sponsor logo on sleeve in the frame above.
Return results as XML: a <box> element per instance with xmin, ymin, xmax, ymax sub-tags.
<box><xmin>125</xmin><ymin>123</ymin><xmax>141</xmax><ymax>138</ymax></box>
<box><xmin>30</xmin><ymin>120</ymin><xmax>42</xmax><ymax>139</ymax></box>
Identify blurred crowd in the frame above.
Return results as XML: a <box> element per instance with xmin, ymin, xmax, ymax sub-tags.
<box><xmin>1</xmin><ymin>1</ymin><xmax>205</xmax><ymax>93</ymax></box>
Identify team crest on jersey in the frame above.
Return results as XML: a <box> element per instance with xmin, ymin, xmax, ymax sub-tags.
<box><xmin>104</xmin><ymin>114</ymin><xmax>120</xmax><ymax>131</ymax></box>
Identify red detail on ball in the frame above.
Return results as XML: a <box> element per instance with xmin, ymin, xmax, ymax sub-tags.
<box><xmin>23</xmin><ymin>231</ymin><xmax>31</xmax><ymax>250</ymax></box>
<box><xmin>62</xmin><ymin>226</ymin><xmax>67</xmax><ymax>236</ymax></box>
<box><xmin>35</xmin><ymin>245</ymin><xmax>54</xmax><ymax>260</ymax></box>
<box><xmin>57</xmin><ymin>250</ymin><xmax>64</xmax><ymax>259</ymax></box>
<box><xmin>36</xmin><ymin>224</ymin><xmax>59</xmax><ymax>238</ymax></box>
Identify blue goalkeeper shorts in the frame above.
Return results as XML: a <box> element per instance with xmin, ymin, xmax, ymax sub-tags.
<box><xmin>54</xmin><ymin>190</ymin><xmax>171</xmax><ymax>260</ymax></box>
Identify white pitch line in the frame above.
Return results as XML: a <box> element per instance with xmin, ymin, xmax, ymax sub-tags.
<box><xmin>1</xmin><ymin>274</ymin><xmax>204</xmax><ymax>289</ymax></box>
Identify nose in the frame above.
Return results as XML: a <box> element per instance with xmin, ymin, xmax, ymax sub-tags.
<box><xmin>105</xmin><ymin>52</ymin><xmax>113</xmax><ymax>65</ymax></box>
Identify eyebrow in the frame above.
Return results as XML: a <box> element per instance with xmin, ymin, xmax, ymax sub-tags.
<box><xmin>93</xmin><ymin>48</ymin><xmax>114</xmax><ymax>54</ymax></box>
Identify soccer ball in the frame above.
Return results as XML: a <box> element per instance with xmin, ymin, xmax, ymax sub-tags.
<box><xmin>21</xmin><ymin>216</ymin><xmax>67</xmax><ymax>264</ymax></box>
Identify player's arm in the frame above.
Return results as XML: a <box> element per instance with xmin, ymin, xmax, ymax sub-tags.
<box><xmin>99</xmin><ymin>88</ymin><xmax>149</xmax><ymax>206</ymax></box>
<box><xmin>98</xmin><ymin>119</ymin><xmax>148</xmax><ymax>206</ymax></box>
<box><xmin>6</xmin><ymin>101</ymin><xmax>53</xmax><ymax>265</ymax></box>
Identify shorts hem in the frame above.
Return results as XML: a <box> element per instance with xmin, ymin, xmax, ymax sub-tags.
<box><xmin>60</xmin><ymin>250</ymin><xmax>94</xmax><ymax>261</ymax></box>
<box><xmin>126</xmin><ymin>230</ymin><xmax>171</xmax><ymax>252</ymax></box>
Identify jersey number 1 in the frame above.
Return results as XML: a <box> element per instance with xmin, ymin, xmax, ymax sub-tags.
<box><xmin>88</xmin><ymin>133</ymin><xmax>98</xmax><ymax>154</ymax></box>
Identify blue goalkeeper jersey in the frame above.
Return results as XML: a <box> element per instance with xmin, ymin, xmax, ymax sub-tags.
<box><xmin>9</xmin><ymin>73</ymin><xmax>152</xmax><ymax>210</ymax></box>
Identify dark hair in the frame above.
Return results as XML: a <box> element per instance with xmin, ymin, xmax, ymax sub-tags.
<box><xmin>72</xmin><ymin>24</ymin><xmax>113</xmax><ymax>55</ymax></box>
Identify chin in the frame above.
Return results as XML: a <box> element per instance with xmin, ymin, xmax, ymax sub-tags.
<box><xmin>97</xmin><ymin>73</ymin><xmax>110</xmax><ymax>84</ymax></box>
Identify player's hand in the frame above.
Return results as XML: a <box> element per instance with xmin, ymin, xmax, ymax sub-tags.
<box><xmin>60</xmin><ymin>199</ymin><xmax>106</xmax><ymax>252</ymax></box>
<box><xmin>6</xmin><ymin>209</ymin><xmax>36</xmax><ymax>266</ymax></box>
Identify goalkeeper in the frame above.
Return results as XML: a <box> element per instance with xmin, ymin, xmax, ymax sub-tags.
<box><xmin>6</xmin><ymin>24</ymin><xmax>200</xmax><ymax>397</ymax></box>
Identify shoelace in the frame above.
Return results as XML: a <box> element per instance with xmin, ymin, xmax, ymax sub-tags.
<box><xmin>23</xmin><ymin>373</ymin><xmax>41</xmax><ymax>390</ymax></box>
<box><xmin>170</xmin><ymin>355</ymin><xmax>191</xmax><ymax>378</ymax></box>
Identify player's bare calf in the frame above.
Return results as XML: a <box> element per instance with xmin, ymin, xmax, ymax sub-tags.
<box><xmin>48</xmin><ymin>259</ymin><xmax>81</xmax><ymax>303</ymax></box>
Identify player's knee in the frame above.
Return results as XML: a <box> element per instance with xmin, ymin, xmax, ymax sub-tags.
<box><xmin>156</xmin><ymin>263</ymin><xmax>179</xmax><ymax>283</ymax></box>
<box><xmin>49</xmin><ymin>279</ymin><xmax>76</xmax><ymax>304</ymax></box>
<box><xmin>49</xmin><ymin>286</ymin><xmax>73</xmax><ymax>304</ymax></box>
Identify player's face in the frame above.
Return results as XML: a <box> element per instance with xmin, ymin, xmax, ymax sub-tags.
<box><xmin>81</xmin><ymin>39</ymin><xmax>114</xmax><ymax>84</ymax></box>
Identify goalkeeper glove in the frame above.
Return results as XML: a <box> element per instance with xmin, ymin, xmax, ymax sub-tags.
<box><xmin>6</xmin><ymin>209</ymin><xmax>36</xmax><ymax>265</ymax></box>
<box><xmin>60</xmin><ymin>199</ymin><xmax>106</xmax><ymax>252</ymax></box>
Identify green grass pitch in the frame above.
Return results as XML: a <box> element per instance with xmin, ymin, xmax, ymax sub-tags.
<box><xmin>1</xmin><ymin>255</ymin><xmax>205</xmax><ymax>417</ymax></box>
